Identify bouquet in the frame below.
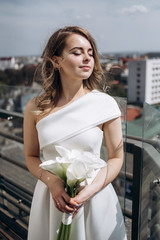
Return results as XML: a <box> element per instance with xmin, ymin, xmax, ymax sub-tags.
<box><xmin>40</xmin><ymin>145</ymin><xmax>106</xmax><ymax>240</ymax></box>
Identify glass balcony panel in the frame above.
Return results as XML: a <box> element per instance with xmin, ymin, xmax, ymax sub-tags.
<box><xmin>0</xmin><ymin>85</ymin><xmax>40</xmax><ymax>230</ymax></box>
<box><xmin>101</xmin><ymin>97</ymin><xmax>127</xmax><ymax>216</ymax></box>
<box><xmin>115</xmin><ymin>97</ymin><xmax>127</xmax><ymax>215</ymax></box>
<box><xmin>140</xmin><ymin>102</ymin><xmax>160</xmax><ymax>240</ymax></box>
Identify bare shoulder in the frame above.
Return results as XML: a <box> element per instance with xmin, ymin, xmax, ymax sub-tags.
<box><xmin>24</xmin><ymin>97</ymin><xmax>38</xmax><ymax>123</ymax></box>
<box><xmin>25</xmin><ymin>97</ymin><xmax>38</xmax><ymax>111</ymax></box>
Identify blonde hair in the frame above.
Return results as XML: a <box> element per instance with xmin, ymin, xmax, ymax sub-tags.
<box><xmin>35</xmin><ymin>26</ymin><xmax>104</xmax><ymax>110</ymax></box>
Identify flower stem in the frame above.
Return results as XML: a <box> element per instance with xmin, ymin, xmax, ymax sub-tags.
<box><xmin>57</xmin><ymin>222</ymin><xmax>63</xmax><ymax>240</ymax></box>
<box><xmin>57</xmin><ymin>185</ymin><xmax>77</xmax><ymax>240</ymax></box>
<box><xmin>60</xmin><ymin>224</ymin><xmax>65</xmax><ymax>240</ymax></box>
<box><xmin>64</xmin><ymin>224</ymin><xmax>72</xmax><ymax>240</ymax></box>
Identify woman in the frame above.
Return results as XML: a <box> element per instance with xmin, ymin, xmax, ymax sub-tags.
<box><xmin>24</xmin><ymin>26</ymin><xmax>127</xmax><ymax>240</ymax></box>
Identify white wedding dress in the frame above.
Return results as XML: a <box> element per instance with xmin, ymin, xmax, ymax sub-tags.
<box><xmin>27</xmin><ymin>90</ymin><xmax>127</xmax><ymax>240</ymax></box>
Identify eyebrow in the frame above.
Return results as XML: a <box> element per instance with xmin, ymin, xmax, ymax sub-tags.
<box><xmin>69</xmin><ymin>47</ymin><xmax>93</xmax><ymax>52</ymax></box>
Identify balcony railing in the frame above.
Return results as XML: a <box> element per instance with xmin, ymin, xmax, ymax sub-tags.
<box><xmin>0</xmin><ymin>86</ymin><xmax>160</xmax><ymax>240</ymax></box>
<box><xmin>0</xmin><ymin>108</ymin><xmax>133</xmax><ymax>240</ymax></box>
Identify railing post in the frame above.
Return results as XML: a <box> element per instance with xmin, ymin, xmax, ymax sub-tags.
<box><xmin>132</xmin><ymin>145</ymin><xmax>143</xmax><ymax>240</ymax></box>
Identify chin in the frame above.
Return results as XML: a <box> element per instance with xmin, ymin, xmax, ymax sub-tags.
<box><xmin>80</xmin><ymin>73</ymin><xmax>92</xmax><ymax>79</ymax></box>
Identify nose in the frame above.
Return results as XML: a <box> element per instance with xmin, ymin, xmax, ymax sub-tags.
<box><xmin>83</xmin><ymin>52</ymin><xmax>91</xmax><ymax>62</ymax></box>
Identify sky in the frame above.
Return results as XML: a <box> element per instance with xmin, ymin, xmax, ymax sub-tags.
<box><xmin>0</xmin><ymin>0</ymin><xmax>160</xmax><ymax>57</ymax></box>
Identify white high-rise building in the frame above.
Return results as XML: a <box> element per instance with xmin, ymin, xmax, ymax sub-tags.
<box><xmin>128</xmin><ymin>59</ymin><xmax>160</xmax><ymax>105</ymax></box>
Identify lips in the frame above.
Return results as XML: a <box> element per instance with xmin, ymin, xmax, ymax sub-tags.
<box><xmin>80</xmin><ymin>65</ymin><xmax>91</xmax><ymax>70</ymax></box>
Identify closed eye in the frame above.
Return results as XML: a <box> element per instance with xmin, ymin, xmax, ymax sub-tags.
<box><xmin>89</xmin><ymin>53</ymin><xmax>94</xmax><ymax>57</ymax></box>
<box><xmin>72</xmin><ymin>52</ymin><xmax>81</xmax><ymax>56</ymax></box>
<box><xmin>72</xmin><ymin>52</ymin><xmax>94</xmax><ymax>57</ymax></box>
<box><xmin>70</xmin><ymin>47</ymin><xmax>94</xmax><ymax>57</ymax></box>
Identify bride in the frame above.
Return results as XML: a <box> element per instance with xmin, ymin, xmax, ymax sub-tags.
<box><xmin>23</xmin><ymin>25</ymin><xmax>127</xmax><ymax>240</ymax></box>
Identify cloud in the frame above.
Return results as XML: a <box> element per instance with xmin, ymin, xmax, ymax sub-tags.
<box><xmin>119</xmin><ymin>5</ymin><xmax>148</xmax><ymax>14</ymax></box>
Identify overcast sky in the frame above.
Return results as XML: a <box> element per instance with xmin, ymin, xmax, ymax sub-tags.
<box><xmin>0</xmin><ymin>0</ymin><xmax>160</xmax><ymax>57</ymax></box>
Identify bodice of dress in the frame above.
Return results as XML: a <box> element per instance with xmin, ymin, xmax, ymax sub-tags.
<box><xmin>36</xmin><ymin>90</ymin><xmax>121</xmax><ymax>162</ymax></box>
<box><xmin>42</xmin><ymin>126</ymin><xmax>103</xmax><ymax>161</ymax></box>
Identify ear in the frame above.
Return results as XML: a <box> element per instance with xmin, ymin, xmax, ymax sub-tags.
<box><xmin>52</xmin><ymin>56</ymin><xmax>61</xmax><ymax>69</ymax></box>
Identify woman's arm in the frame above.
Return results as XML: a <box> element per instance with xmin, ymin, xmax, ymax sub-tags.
<box><xmin>23</xmin><ymin>99</ymin><xmax>77</xmax><ymax>213</ymax></box>
<box><xmin>72</xmin><ymin>117</ymin><xmax>123</xmax><ymax>205</ymax></box>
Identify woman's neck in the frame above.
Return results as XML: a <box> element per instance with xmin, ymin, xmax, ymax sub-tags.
<box><xmin>61</xmin><ymin>83</ymin><xmax>87</xmax><ymax>102</ymax></box>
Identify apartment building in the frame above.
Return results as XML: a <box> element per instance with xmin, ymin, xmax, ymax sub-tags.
<box><xmin>128</xmin><ymin>59</ymin><xmax>160</xmax><ymax>104</ymax></box>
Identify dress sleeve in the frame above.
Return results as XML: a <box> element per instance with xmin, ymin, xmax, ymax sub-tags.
<box><xmin>89</xmin><ymin>91</ymin><xmax>121</xmax><ymax>125</ymax></box>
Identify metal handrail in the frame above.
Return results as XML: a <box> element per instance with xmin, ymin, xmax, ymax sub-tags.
<box><xmin>0</xmin><ymin>130</ymin><xmax>23</xmax><ymax>143</ymax></box>
<box><xmin>0</xmin><ymin>153</ymin><xmax>27</xmax><ymax>170</ymax></box>
<box><xmin>1</xmin><ymin>108</ymin><xmax>160</xmax><ymax>153</ymax></box>
<box><xmin>0</xmin><ymin>109</ymin><xmax>23</xmax><ymax>119</ymax></box>
<box><xmin>0</xmin><ymin>173</ymin><xmax>33</xmax><ymax>199</ymax></box>
<box><xmin>127</xmin><ymin>134</ymin><xmax>160</xmax><ymax>153</ymax></box>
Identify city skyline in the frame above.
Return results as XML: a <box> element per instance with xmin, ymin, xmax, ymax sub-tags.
<box><xmin>0</xmin><ymin>0</ymin><xmax>160</xmax><ymax>57</ymax></box>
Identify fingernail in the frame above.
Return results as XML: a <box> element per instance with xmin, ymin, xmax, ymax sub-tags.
<box><xmin>75</xmin><ymin>204</ymin><xmax>79</xmax><ymax>207</ymax></box>
<box><xmin>73</xmin><ymin>209</ymin><xmax>77</xmax><ymax>213</ymax></box>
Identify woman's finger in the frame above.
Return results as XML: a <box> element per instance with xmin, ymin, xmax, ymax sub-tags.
<box><xmin>59</xmin><ymin>198</ymin><xmax>75</xmax><ymax>213</ymax></box>
<box><xmin>54</xmin><ymin>200</ymin><xmax>63</xmax><ymax>212</ymax></box>
<box><xmin>62</xmin><ymin>192</ymin><xmax>78</xmax><ymax>207</ymax></box>
<box><xmin>72</xmin><ymin>205</ymin><xmax>83</xmax><ymax>218</ymax></box>
<box><xmin>73</xmin><ymin>185</ymin><xmax>92</xmax><ymax>205</ymax></box>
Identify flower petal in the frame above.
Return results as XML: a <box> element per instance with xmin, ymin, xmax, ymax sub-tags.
<box><xmin>55</xmin><ymin>145</ymin><xmax>70</xmax><ymax>158</ymax></box>
<box><xmin>40</xmin><ymin>160</ymin><xmax>66</xmax><ymax>179</ymax></box>
<box><xmin>66</xmin><ymin>161</ymin><xmax>89</xmax><ymax>187</ymax></box>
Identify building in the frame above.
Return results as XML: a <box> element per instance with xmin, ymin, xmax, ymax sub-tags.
<box><xmin>128</xmin><ymin>58</ymin><xmax>160</xmax><ymax>105</ymax></box>
<box><xmin>141</xmin><ymin>52</ymin><xmax>160</xmax><ymax>59</ymax></box>
<box><xmin>0</xmin><ymin>57</ymin><xmax>19</xmax><ymax>70</ymax></box>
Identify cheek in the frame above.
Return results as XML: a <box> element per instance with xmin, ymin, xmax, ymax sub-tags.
<box><xmin>66</xmin><ymin>58</ymin><xmax>81</xmax><ymax>68</ymax></box>
<box><xmin>91</xmin><ymin>59</ymin><xmax>95</xmax><ymax>70</ymax></box>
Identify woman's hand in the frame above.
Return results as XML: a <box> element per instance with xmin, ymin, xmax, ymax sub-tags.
<box><xmin>73</xmin><ymin>185</ymin><xmax>93</xmax><ymax>204</ymax></box>
<box><xmin>71</xmin><ymin>185</ymin><xmax>94</xmax><ymax>218</ymax></box>
<box><xmin>47</xmin><ymin>174</ymin><xmax>78</xmax><ymax>214</ymax></box>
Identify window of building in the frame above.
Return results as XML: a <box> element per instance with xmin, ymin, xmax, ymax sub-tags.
<box><xmin>137</xmin><ymin>73</ymin><xmax>141</xmax><ymax>77</ymax></box>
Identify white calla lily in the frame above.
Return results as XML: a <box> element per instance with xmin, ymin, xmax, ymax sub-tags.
<box><xmin>81</xmin><ymin>152</ymin><xmax>106</xmax><ymax>169</ymax></box>
<box><xmin>40</xmin><ymin>157</ymin><xmax>71</xmax><ymax>180</ymax></box>
<box><xmin>55</xmin><ymin>145</ymin><xmax>71</xmax><ymax>159</ymax></box>
<box><xmin>66</xmin><ymin>160</ymin><xmax>89</xmax><ymax>187</ymax></box>
<box><xmin>66</xmin><ymin>151</ymin><xmax>107</xmax><ymax>187</ymax></box>
<box><xmin>55</xmin><ymin>145</ymin><xmax>83</xmax><ymax>160</ymax></box>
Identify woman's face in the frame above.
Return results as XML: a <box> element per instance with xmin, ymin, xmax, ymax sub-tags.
<box><xmin>55</xmin><ymin>34</ymin><xmax>95</xmax><ymax>82</ymax></box>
